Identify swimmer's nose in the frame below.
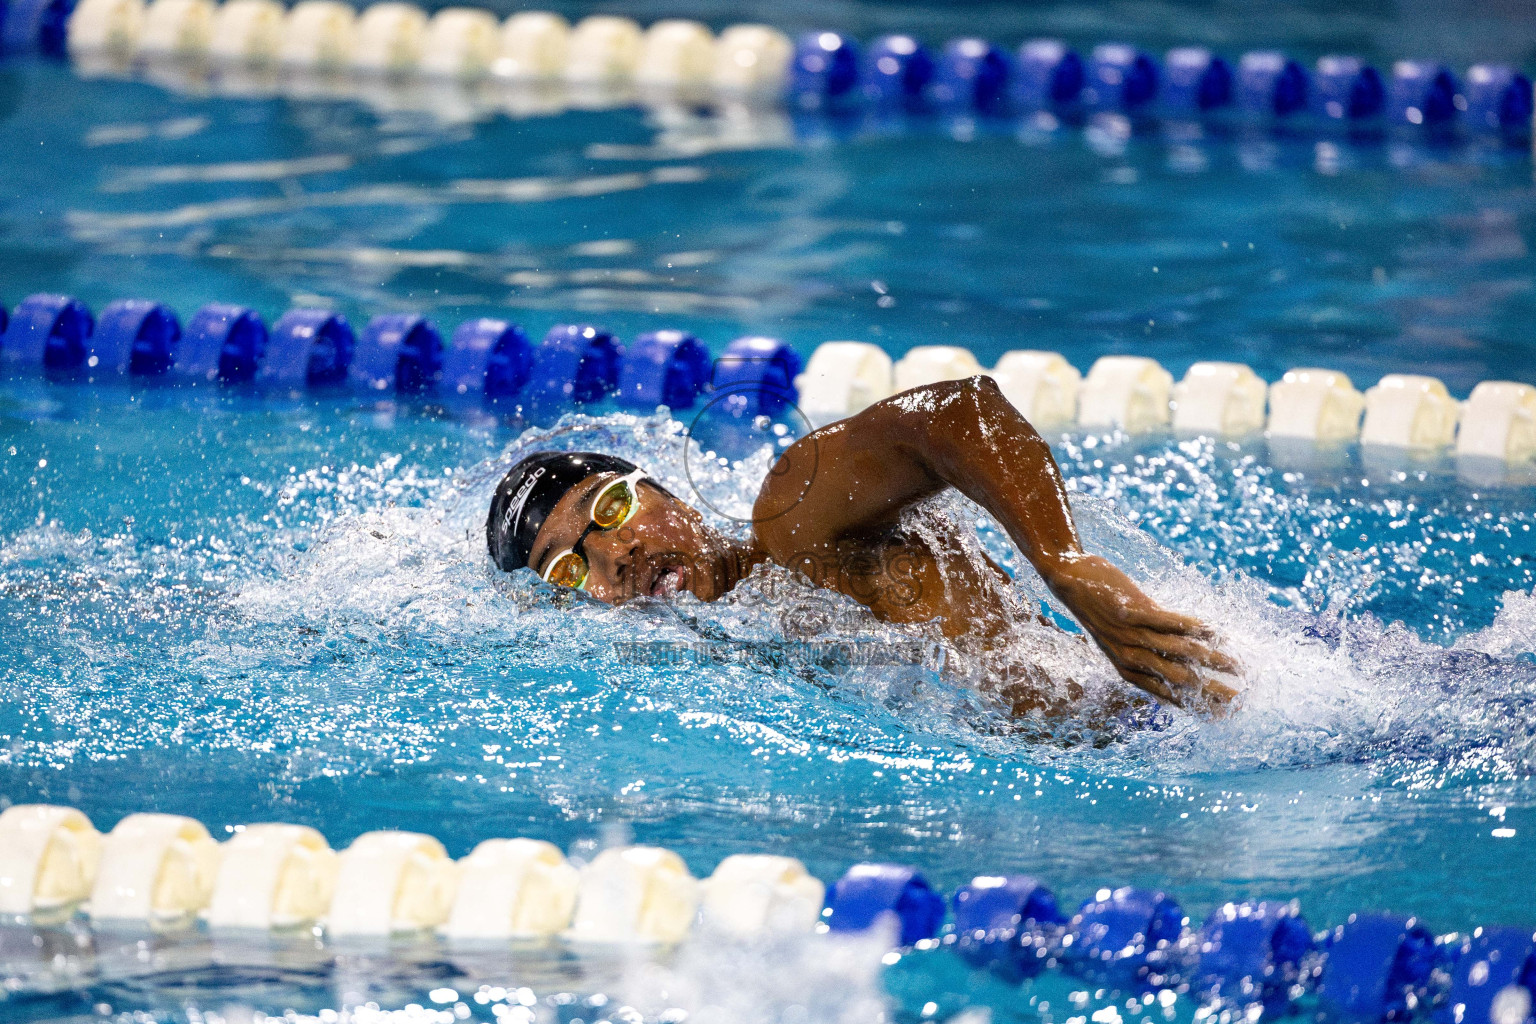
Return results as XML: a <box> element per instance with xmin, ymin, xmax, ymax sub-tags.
<box><xmin>583</xmin><ymin>529</ymin><xmax>641</xmax><ymax>602</ymax></box>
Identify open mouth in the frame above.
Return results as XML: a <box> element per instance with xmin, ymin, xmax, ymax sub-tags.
<box><xmin>650</xmin><ymin>566</ymin><xmax>685</xmax><ymax>597</ymax></box>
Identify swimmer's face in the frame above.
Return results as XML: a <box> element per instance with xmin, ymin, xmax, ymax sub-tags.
<box><xmin>527</xmin><ymin>472</ymin><xmax>732</xmax><ymax>604</ymax></box>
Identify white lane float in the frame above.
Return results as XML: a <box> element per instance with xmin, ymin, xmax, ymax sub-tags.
<box><xmin>700</xmin><ymin>854</ymin><xmax>824</xmax><ymax>936</ymax></box>
<box><xmin>893</xmin><ymin>345</ymin><xmax>984</xmax><ymax>392</ymax></box>
<box><xmin>712</xmin><ymin>24</ymin><xmax>793</xmax><ymax>94</ymax></box>
<box><xmin>1360</xmin><ymin>374</ymin><xmax>1461</xmax><ymax>449</ymax></box>
<box><xmin>991</xmin><ymin>350</ymin><xmax>1081</xmax><ymax>429</ymax></box>
<box><xmin>568</xmin><ymin>846</ymin><xmax>699</xmax><ymax>944</ymax></box>
<box><xmin>66</xmin><ymin>0</ymin><xmax>145</xmax><ymax>54</ymax></box>
<box><xmin>442</xmin><ymin>838</ymin><xmax>580</xmax><ymax>940</ymax></box>
<box><xmin>352</xmin><ymin>2</ymin><xmax>427</xmax><ymax>74</ymax></box>
<box><xmin>0</xmin><ymin>805</ymin><xmax>104</xmax><ymax>917</ymax></box>
<box><xmin>795</xmin><ymin>341</ymin><xmax>894</xmax><ymax>423</ymax></box>
<box><xmin>279</xmin><ymin>0</ymin><xmax>357</xmax><ymax>68</ymax></box>
<box><xmin>1457</xmin><ymin>381</ymin><xmax>1536</xmax><ymax>464</ymax></box>
<box><xmin>421</xmin><ymin>7</ymin><xmax>499</xmax><ymax>78</ymax></box>
<box><xmin>1267</xmin><ymin>368</ymin><xmax>1365</xmax><ymax>441</ymax></box>
<box><xmin>89</xmin><ymin>813</ymin><xmax>221</xmax><ymax>926</ymax></box>
<box><xmin>1078</xmin><ymin>355</ymin><xmax>1174</xmax><ymax>433</ymax></box>
<box><xmin>495</xmin><ymin>11</ymin><xmax>568</xmax><ymax>79</ymax></box>
<box><xmin>1171</xmin><ymin>361</ymin><xmax>1268</xmax><ymax>437</ymax></box>
<box><xmin>138</xmin><ymin>0</ymin><xmax>213</xmax><ymax>56</ymax></box>
<box><xmin>209</xmin><ymin>0</ymin><xmax>285</xmax><ymax>63</ymax></box>
<box><xmin>326</xmin><ymin>830</ymin><xmax>459</xmax><ymax>937</ymax></box>
<box><xmin>636</xmin><ymin>19</ymin><xmax>714</xmax><ymax>87</ymax></box>
<box><xmin>204</xmin><ymin>824</ymin><xmax>338</xmax><ymax>930</ymax></box>
<box><xmin>564</xmin><ymin>15</ymin><xmax>643</xmax><ymax>82</ymax></box>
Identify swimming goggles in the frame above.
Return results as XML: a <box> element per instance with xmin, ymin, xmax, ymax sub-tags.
<box><xmin>540</xmin><ymin>468</ymin><xmax>648</xmax><ymax>590</ymax></box>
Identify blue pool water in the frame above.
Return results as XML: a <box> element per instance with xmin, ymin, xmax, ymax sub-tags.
<box><xmin>4</xmin><ymin>0</ymin><xmax>1536</xmax><ymax>1019</ymax></box>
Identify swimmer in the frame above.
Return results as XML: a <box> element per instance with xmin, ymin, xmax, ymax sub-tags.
<box><xmin>487</xmin><ymin>375</ymin><xmax>1240</xmax><ymax>717</ymax></box>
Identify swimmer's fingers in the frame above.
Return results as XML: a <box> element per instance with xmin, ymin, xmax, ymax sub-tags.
<box><xmin>1117</xmin><ymin>664</ymin><xmax>1236</xmax><ymax>717</ymax></box>
<box><xmin>1113</xmin><ymin>646</ymin><xmax>1239</xmax><ymax>714</ymax></box>
<box><xmin>1200</xmin><ymin>675</ymin><xmax>1242</xmax><ymax>707</ymax></box>
<box><xmin>1118</xmin><ymin>667</ymin><xmax>1176</xmax><ymax>705</ymax></box>
<box><xmin>1090</xmin><ymin>612</ymin><xmax>1240</xmax><ymax>675</ymax></box>
<box><xmin>1189</xmin><ymin>674</ymin><xmax>1242</xmax><ymax>718</ymax></box>
<box><xmin>1115</xmin><ymin>645</ymin><xmax>1202</xmax><ymax>692</ymax></box>
<box><xmin>1118</xmin><ymin>600</ymin><xmax>1213</xmax><ymax>640</ymax></box>
<box><xmin>1137</xmin><ymin>630</ymin><xmax>1241</xmax><ymax>676</ymax></box>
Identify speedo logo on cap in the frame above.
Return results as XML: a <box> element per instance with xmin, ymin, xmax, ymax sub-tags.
<box><xmin>501</xmin><ymin>466</ymin><xmax>545</xmax><ymax>533</ymax></box>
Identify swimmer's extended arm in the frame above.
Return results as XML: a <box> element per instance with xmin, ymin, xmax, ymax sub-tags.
<box><xmin>754</xmin><ymin>375</ymin><xmax>1238</xmax><ymax>712</ymax></box>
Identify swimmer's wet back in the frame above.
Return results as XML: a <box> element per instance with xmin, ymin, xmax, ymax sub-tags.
<box><xmin>3</xmin><ymin>0</ymin><xmax>1536</xmax><ymax>1019</ymax></box>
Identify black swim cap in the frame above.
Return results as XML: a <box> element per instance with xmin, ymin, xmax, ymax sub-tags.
<box><xmin>486</xmin><ymin>451</ymin><xmax>638</xmax><ymax>573</ymax></box>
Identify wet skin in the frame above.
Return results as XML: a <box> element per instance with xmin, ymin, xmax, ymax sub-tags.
<box><xmin>525</xmin><ymin>376</ymin><xmax>1241</xmax><ymax>716</ymax></box>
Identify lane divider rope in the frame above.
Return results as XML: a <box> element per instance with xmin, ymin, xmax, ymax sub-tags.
<box><xmin>2</xmin><ymin>292</ymin><xmax>1533</xmax><ymax>472</ymax></box>
<box><xmin>2</xmin><ymin>0</ymin><xmax>1531</xmax><ymax>143</ymax></box>
<box><xmin>0</xmin><ymin>803</ymin><xmax>1529</xmax><ymax>1024</ymax></box>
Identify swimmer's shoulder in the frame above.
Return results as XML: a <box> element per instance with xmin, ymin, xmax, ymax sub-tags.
<box><xmin>750</xmin><ymin>417</ymin><xmax>853</xmax><ymax>559</ymax></box>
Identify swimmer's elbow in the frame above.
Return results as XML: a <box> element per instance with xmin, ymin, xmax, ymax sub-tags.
<box><xmin>894</xmin><ymin>374</ymin><xmax>1000</xmax><ymax>404</ymax></box>
<box><xmin>866</xmin><ymin>374</ymin><xmax>1007</xmax><ymax>430</ymax></box>
<box><xmin>872</xmin><ymin>373</ymin><xmax>1034</xmax><ymax>444</ymax></box>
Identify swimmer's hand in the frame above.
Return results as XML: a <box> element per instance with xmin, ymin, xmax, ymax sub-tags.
<box><xmin>1042</xmin><ymin>553</ymin><xmax>1241</xmax><ymax>715</ymax></box>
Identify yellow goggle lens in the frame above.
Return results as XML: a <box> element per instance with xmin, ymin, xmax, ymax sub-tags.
<box><xmin>591</xmin><ymin>480</ymin><xmax>637</xmax><ymax>530</ymax></box>
<box><xmin>543</xmin><ymin>551</ymin><xmax>588</xmax><ymax>590</ymax></box>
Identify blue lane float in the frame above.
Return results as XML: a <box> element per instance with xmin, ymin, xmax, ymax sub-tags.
<box><xmin>825</xmin><ymin>863</ymin><xmax>946</xmax><ymax>947</ymax></box>
<box><xmin>1084</xmin><ymin>44</ymin><xmax>1159</xmax><ymax>111</ymax></box>
<box><xmin>178</xmin><ymin>303</ymin><xmax>267</xmax><ymax>384</ymax></box>
<box><xmin>91</xmin><ymin>298</ymin><xmax>179</xmax><ymax>376</ymax></box>
<box><xmin>1</xmin><ymin>0</ymin><xmax>74</xmax><ymax>55</ymax></box>
<box><xmin>791</xmin><ymin>31</ymin><xmax>861</xmax><ymax>109</ymax></box>
<box><xmin>774</xmin><ymin>29</ymin><xmax>1523</xmax><ymax>141</ymax></box>
<box><xmin>0</xmin><ymin>295</ymin><xmax>806</xmax><ymax>414</ymax></box>
<box><xmin>862</xmin><ymin>34</ymin><xmax>930</xmax><ymax>106</ymax></box>
<box><xmin>615</xmin><ymin>329</ymin><xmax>710</xmax><ymax>411</ymax></box>
<box><xmin>14</xmin><ymin>9</ymin><xmax>1533</xmax><ymax>145</ymax></box>
<box><xmin>932</xmin><ymin>38</ymin><xmax>1011</xmax><ymax>114</ymax></box>
<box><xmin>4</xmin><ymin>294</ymin><xmax>93</xmax><ymax>369</ymax></box>
<box><xmin>37</xmin><ymin>0</ymin><xmax>72</xmax><ymax>55</ymax></box>
<box><xmin>1163</xmin><ymin>47</ymin><xmax>1232</xmax><ymax>113</ymax></box>
<box><xmin>1464</xmin><ymin>65</ymin><xmax>1534</xmax><ymax>136</ymax></box>
<box><xmin>1238</xmin><ymin>51</ymin><xmax>1310</xmax><ymax>117</ymax></box>
<box><xmin>708</xmin><ymin>335</ymin><xmax>802</xmax><ymax>418</ymax></box>
<box><xmin>527</xmin><ymin>324</ymin><xmax>622</xmax><ymax>409</ymax></box>
<box><xmin>1317</xmin><ymin>913</ymin><xmax>1438</xmax><ymax>1022</ymax></box>
<box><xmin>863</xmin><ymin>34</ymin><xmax>933</xmax><ymax>107</ymax></box>
<box><xmin>1436</xmin><ymin>927</ymin><xmax>1536</xmax><ymax>1024</ymax></box>
<box><xmin>352</xmin><ymin>313</ymin><xmax>444</xmax><ymax>393</ymax></box>
<box><xmin>1067</xmin><ymin>886</ymin><xmax>1185</xmax><ymax>989</ymax></box>
<box><xmin>1012</xmin><ymin>39</ymin><xmax>1084</xmax><ymax>110</ymax></box>
<box><xmin>441</xmin><ymin>317</ymin><xmax>531</xmax><ymax>401</ymax></box>
<box><xmin>1389</xmin><ymin>61</ymin><xmax>1457</xmax><ymax>126</ymax></box>
<box><xmin>264</xmin><ymin>308</ymin><xmax>354</xmax><ymax>386</ymax></box>
<box><xmin>1193</xmin><ymin>901</ymin><xmax>1312</xmax><ymax>1012</ymax></box>
<box><xmin>951</xmin><ymin>874</ymin><xmax>1064</xmax><ymax>980</ymax></box>
<box><xmin>1313</xmin><ymin>55</ymin><xmax>1386</xmax><ymax>121</ymax></box>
